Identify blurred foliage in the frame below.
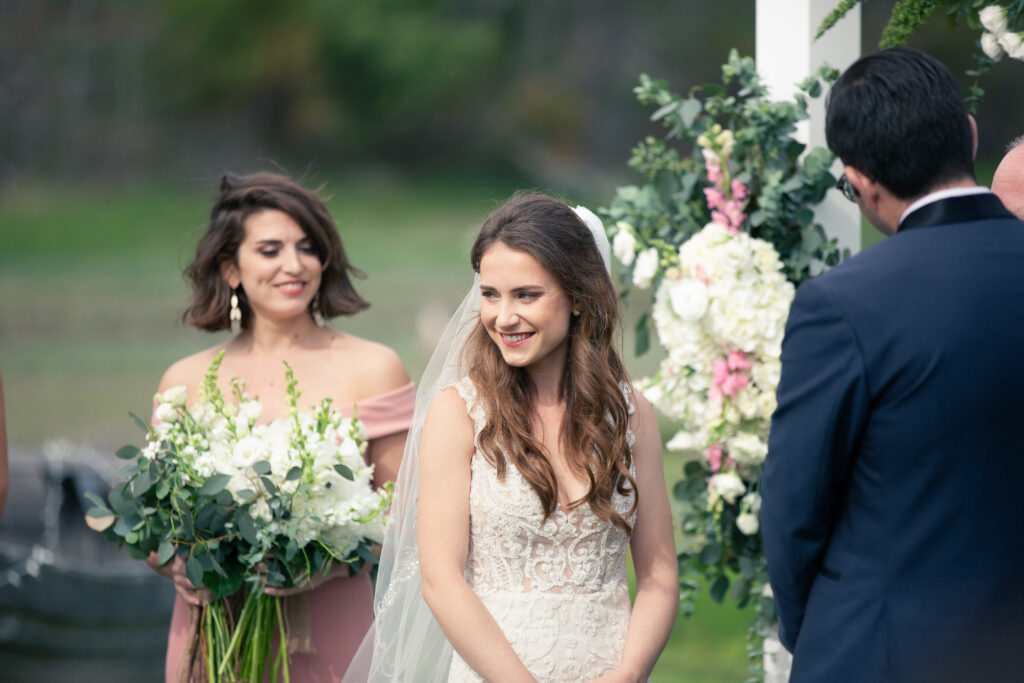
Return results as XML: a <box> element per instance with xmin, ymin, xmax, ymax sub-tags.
<box><xmin>155</xmin><ymin>0</ymin><xmax>500</xmax><ymax>155</ymax></box>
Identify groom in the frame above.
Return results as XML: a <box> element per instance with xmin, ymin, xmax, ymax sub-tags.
<box><xmin>761</xmin><ymin>48</ymin><xmax>1024</xmax><ymax>682</ymax></box>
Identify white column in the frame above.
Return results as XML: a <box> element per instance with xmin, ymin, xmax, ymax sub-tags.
<box><xmin>756</xmin><ymin>0</ymin><xmax>862</xmax><ymax>255</ymax></box>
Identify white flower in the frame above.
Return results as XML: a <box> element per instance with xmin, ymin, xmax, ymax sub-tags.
<box><xmin>154</xmin><ymin>401</ymin><xmax>179</xmax><ymax>424</ymax></box>
<box><xmin>998</xmin><ymin>31</ymin><xmax>1024</xmax><ymax>60</ymax></box>
<box><xmin>708</xmin><ymin>472</ymin><xmax>746</xmax><ymax>505</ymax></box>
<box><xmin>161</xmin><ymin>385</ymin><xmax>188</xmax><ymax>407</ymax></box>
<box><xmin>665</xmin><ymin>430</ymin><xmax>698</xmax><ymax>453</ymax></box>
<box><xmin>982</xmin><ymin>32</ymin><xmax>1005</xmax><ymax>60</ymax></box>
<box><xmin>632</xmin><ymin>248</ymin><xmax>659</xmax><ymax>289</ymax></box>
<box><xmin>980</xmin><ymin>6</ymin><xmax>1008</xmax><ymax>35</ymax></box>
<box><xmin>612</xmin><ymin>223</ymin><xmax>637</xmax><ymax>266</ymax></box>
<box><xmin>728</xmin><ymin>432</ymin><xmax>768</xmax><ymax>465</ymax></box>
<box><xmin>238</xmin><ymin>400</ymin><xmax>262</xmax><ymax>424</ymax></box>
<box><xmin>736</xmin><ymin>512</ymin><xmax>760</xmax><ymax>535</ymax></box>
<box><xmin>668</xmin><ymin>279</ymin><xmax>709</xmax><ymax>321</ymax></box>
<box><xmin>742</xmin><ymin>491</ymin><xmax>762</xmax><ymax>515</ymax></box>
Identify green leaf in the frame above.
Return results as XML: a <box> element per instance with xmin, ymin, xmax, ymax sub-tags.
<box><xmin>738</xmin><ymin>555</ymin><xmax>756</xmax><ymax>579</ymax></box>
<box><xmin>129</xmin><ymin>412</ymin><xmax>148</xmax><ymax>433</ymax></box>
<box><xmin>730</xmin><ymin>577</ymin><xmax>751</xmax><ymax>602</ymax></box>
<box><xmin>650</xmin><ymin>101</ymin><xmax>679</xmax><ymax>122</ymax></box>
<box><xmin>709</xmin><ymin>574</ymin><xmax>730</xmax><ymax>603</ymax></box>
<box><xmin>116</xmin><ymin>445</ymin><xmax>140</xmax><ymax>460</ymax></box>
<box><xmin>113</xmin><ymin>517</ymin><xmax>134</xmax><ymax>537</ymax></box>
<box><xmin>286</xmin><ymin>466</ymin><xmax>303</xmax><ymax>482</ymax></box>
<box><xmin>157</xmin><ymin>540</ymin><xmax>175</xmax><ymax>565</ymax></box>
<box><xmin>699</xmin><ymin>542</ymin><xmax>723</xmax><ymax>567</ymax></box>
<box><xmin>86</xmin><ymin>505</ymin><xmax>113</xmax><ymax>518</ymax></box>
<box><xmin>84</xmin><ymin>491</ymin><xmax>110</xmax><ymax>511</ymax></box>
<box><xmin>124</xmin><ymin>531</ymin><xmax>138</xmax><ymax>545</ymax></box>
<box><xmin>155</xmin><ymin>479</ymin><xmax>171</xmax><ymax>500</ymax></box>
<box><xmin>355</xmin><ymin>544</ymin><xmax>378</xmax><ymax>565</ymax></box>
<box><xmin>237</xmin><ymin>509</ymin><xmax>259</xmax><ymax>545</ymax></box>
<box><xmin>680</xmin><ymin>98</ymin><xmax>702</xmax><ymax>127</ymax></box>
<box><xmin>198</xmin><ymin>473</ymin><xmax>231</xmax><ymax>497</ymax></box>
<box><xmin>236</xmin><ymin>488</ymin><xmax>255</xmax><ymax>502</ymax></box>
<box><xmin>108</xmin><ymin>484</ymin><xmax>137</xmax><ymax>516</ymax></box>
<box><xmin>634</xmin><ymin>314</ymin><xmax>651</xmax><ymax>357</ymax></box>
<box><xmin>333</xmin><ymin>464</ymin><xmax>354</xmax><ymax>481</ymax></box>
<box><xmin>132</xmin><ymin>469</ymin><xmax>153</xmax><ymax>497</ymax></box>
<box><xmin>252</xmin><ymin>460</ymin><xmax>272</xmax><ymax>476</ymax></box>
<box><xmin>683</xmin><ymin>460</ymin><xmax>705</xmax><ymax>478</ymax></box>
<box><xmin>185</xmin><ymin>555</ymin><xmax>204</xmax><ymax>589</ymax></box>
<box><xmin>260</xmin><ymin>476</ymin><xmax>278</xmax><ymax>495</ymax></box>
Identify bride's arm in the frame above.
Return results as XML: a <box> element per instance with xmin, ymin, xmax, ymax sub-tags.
<box><xmin>598</xmin><ymin>392</ymin><xmax>679</xmax><ymax>683</ymax></box>
<box><xmin>418</xmin><ymin>387</ymin><xmax>536</xmax><ymax>683</ymax></box>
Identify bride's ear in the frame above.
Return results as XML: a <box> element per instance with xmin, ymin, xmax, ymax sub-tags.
<box><xmin>219</xmin><ymin>257</ymin><xmax>240</xmax><ymax>290</ymax></box>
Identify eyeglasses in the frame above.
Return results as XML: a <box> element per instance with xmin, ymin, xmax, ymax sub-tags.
<box><xmin>835</xmin><ymin>173</ymin><xmax>859</xmax><ymax>202</ymax></box>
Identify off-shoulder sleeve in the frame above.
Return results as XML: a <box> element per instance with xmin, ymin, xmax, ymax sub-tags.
<box><xmin>347</xmin><ymin>382</ymin><xmax>416</xmax><ymax>440</ymax></box>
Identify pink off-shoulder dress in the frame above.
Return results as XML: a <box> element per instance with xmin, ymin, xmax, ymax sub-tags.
<box><xmin>164</xmin><ymin>382</ymin><xmax>415</xmax><ymax>683</ymax></box>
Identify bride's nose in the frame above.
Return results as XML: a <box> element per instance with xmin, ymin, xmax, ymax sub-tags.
<box><xmin>495</xmin><ymin>301</ymin><xmax>519</xmax><ymax>328</ymax></box>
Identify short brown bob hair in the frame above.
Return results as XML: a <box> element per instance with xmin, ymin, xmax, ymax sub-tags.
<box><xmin>182</xmin><ymin>172</ymin><xmax>370</xmax><ymax>331</ymax></box>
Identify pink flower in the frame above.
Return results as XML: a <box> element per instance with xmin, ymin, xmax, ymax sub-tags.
<box><xmin>712</xmin><ymin>357</ymin><xmax>730</xmax><ymax>386</ymax></box>
<box><xmin>706</xmin><ymin>444</ymin><xmax>724</xmax><ymax>472</ymax></box>
<box><xmin>730</xmin><ymin>178</ymin><xmax>749</xmax><ymax>200</ymax></box>
<box><xmin>703</xmin><ymin>188</ymin><xmax>725</xmax><ymax>211</ymax></box>
<box><xmin>711</xmin><ymin>210</ymin><xmax>735</xmax><ymax>232</ymax></box>
<box><xmin>724</xmin><ymin>201</ymin><xmax>746</xmax><ymax>228</ymax></box>
<box><xmin>706</xmin><ymin>163</ymin><xmax>724</xmax><ymax>186</ymax></box>
<box><xmin>727</xmin><ymin>350</ymin><xmax>751</xmax><ymax>372</ymax></box>
<box><xmin>721</xmin><ymin>372</ymin><xmax>749</xmax><ymax>398</ymax></box>
<box><xmin>695</xmin><ymin>264</ymin><xmax>711</xmax><ymax>285</ymax></box>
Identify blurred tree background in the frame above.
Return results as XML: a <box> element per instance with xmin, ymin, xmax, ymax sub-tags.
<box><xmin>0</xmin><ymin>2</ymin><xmax>1021</xmax><ymax>680</ymax></box>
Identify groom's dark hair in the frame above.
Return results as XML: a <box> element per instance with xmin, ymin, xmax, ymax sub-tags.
<box><xmin>825</xmin><ymin>47</ymin><xmax>975</xmax><ymax>200</ymax></box>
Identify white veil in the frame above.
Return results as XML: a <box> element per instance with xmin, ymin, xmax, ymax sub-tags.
<box><xmin>342</xmin><ymin>205</ymin><xmax>609</xmax><ymax>682</ymax></box>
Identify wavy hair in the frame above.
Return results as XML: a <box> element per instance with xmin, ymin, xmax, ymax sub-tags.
<box><xmin>182</xmin><ymin>172</ymin><xmax>369</xmax><ymax>331</ymax></box>
<box><xmin>464</xmin><ymin>194</ymin><xmax>638</xmax><ymax>533</ymax></box>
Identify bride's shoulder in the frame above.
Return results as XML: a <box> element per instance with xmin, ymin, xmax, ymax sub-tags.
<box><xmin>157</xmin><ymin>343</ymin><xmax>229</xmax><ymax>394</ymax></box>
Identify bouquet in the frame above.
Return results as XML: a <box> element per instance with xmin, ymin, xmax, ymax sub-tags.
<box><xmin>86</xmin><ymin>351</ymin><xmax>391</xmax><ymax>682</ymax></box>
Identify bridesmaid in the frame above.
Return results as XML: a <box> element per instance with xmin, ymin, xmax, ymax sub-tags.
<box><xmin>149</xmin><ymin>172</ymin><xmax>414</xmax><ymax>682</ymax></box>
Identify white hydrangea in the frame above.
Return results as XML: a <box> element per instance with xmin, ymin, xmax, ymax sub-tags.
<box><xmin>632</xmin><ymin>248</ymin><xmax>660</xmax><ymax>289</ymax></box>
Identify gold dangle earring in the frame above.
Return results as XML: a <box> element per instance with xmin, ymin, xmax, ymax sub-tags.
<box><xmin>229</xmin><ymin>288</ymin><xmax>242</xmax><ymax>334</ymax></box>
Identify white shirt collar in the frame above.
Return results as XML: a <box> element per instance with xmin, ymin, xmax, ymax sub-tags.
<box><xmin>899</xmin><ymin>186</ymin><xmax>990</xmax><ymax>226</ymax></box>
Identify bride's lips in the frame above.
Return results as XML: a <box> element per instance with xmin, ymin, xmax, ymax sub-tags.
<box><xmin>275</xmin><ymin>281</ymin><xmax>307</xmax><ymax>295</ymax></box>
<box><xmin>500</xmin><ymin>332</ymin><xmax>535</xmax><ymax>347</ymax></box>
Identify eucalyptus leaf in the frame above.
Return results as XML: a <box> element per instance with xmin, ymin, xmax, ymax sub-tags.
<box><xmin>252</xmin><ymin>460</ymin><xmax>272</xmax><ymax>475</ymax></box>
<box><xmin>709</xmin><ymin>574</ymin><xmax>730</xmax><ymax>603</ymax></box>
<box><xmin>185</xmin><ymin>556</ymin><xmax>204</xmax><ymax>588</ymax></box>
<box><xmin>261</xmin><ymin>476</ymin><xmax>277</xmax><ymax>495</ymax></box>
<box><xmin>634</xmin><ymin>315</ymin><xmax>651</xmax><ymax>356</ymax></box>
<box><xmin>157</xmin><ymin>540</ymin><xmax>175</xmax><ymax>565</ymax></box>
<box><xmin>286</xmin><ymin>466</ymin><xmax>303</xmax><ymax>482</ymax></box>
<box><xmin>237</xmin><ymin>509</ymin><xmax>258</xmax><ymax>545</ymax></box>
<box><xmin>115</xmin><ymin>444</ymin><xmax>140</xmax><ymax>460</ymax></box>
<box><xmin>129</xmin><ymin>412</ymin><xmax>148</xmax><ymax>433</ymax></box>
<box><xmin>198</xmin><ymin>473</ymin><xmax>231</xmax><ymax>497</ymax></box>
<box><xmin>650</xmin><ymin>101</ymin><xmax>679</xmax><ymax>122</ymax></box>
<box><xmin>334</xmin><ymin>464</ymin><xmax>354</xmax><ymax>481</ymax></box>
<box><xmin>699</xmin><ymin>542</ymin><xmax>723</xmax><ymax>567</ymax></box>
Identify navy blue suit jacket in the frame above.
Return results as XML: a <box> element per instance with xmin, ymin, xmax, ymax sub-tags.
<box><xmin>761</xmin><ymin>194</ymin><xmax>1024</xmax><ymax>682</ymax></box>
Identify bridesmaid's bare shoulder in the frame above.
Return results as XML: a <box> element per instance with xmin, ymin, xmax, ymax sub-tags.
<box><xmin>157</xmin><ymin>342</ymin><xmax>231</xmax><ymax>397</ymax></box>
<box><xmin>327</xmin><ymin>331</ymin><xmax>411</xmax><ymax>397</ymax></box>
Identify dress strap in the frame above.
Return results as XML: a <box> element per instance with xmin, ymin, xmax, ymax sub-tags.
<box><xmin>453</xmin><ymin>377</ymin><xmax>487</xmax><ymax>441</ymax></box>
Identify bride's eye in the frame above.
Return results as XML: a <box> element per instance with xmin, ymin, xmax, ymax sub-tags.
<box><xmin>259</xmin><ymin>248</ymin><xmax>280</xmax><ymax>257</ymax></box>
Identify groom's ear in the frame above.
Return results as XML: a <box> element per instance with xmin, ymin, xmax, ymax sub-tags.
<box><xmin>844</xmin><ymin>166</ymin><xmax>877</xmax><ymax>204</ymax></box>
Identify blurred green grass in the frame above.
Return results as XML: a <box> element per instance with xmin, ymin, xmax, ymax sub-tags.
<box><xmin>0</xmin><ymin>174</ymin><xmax>751</xmax><ymax>681</ymax></box>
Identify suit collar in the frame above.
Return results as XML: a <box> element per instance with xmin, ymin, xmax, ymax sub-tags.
<box><xmin>898</xmin><ymin>193</ymin><xmax>1015</xmax><ymax>232</ymax></box>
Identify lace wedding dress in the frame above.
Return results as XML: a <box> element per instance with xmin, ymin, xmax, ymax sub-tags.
<box><xmin>447</xmin><ymin>378</ymin><xmax>638</xmax><ymax>683</ymax></box>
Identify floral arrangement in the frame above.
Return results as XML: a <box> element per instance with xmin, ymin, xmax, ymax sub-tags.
<box><xmin>818</xmin><ymin>0</ymin><xmax>1024</xmax><ymax>111</ymax></box>
<box><xmin>603</xmin><ymin>50</ymin><xmax>844</xmax><ymax>654</ymax></box>
<box><xmin>86</xmin><ymin>351</ymin><xmax>391</xmax><ymax>682</ymax></box>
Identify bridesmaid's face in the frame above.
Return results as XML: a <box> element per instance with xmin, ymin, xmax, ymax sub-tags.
<box><xmin>479</xmin><ymin>242</ymin><xmax>572</xmax><ymax>374</ymax></box>
<box><xmin>221</xmin><ymin>209</ymin><xmax>323</xmax><ymax>324</ymax></box>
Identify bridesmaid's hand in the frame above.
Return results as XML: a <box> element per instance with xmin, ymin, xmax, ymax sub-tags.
<box><xmin>147</xmin><ymin>552</ymin><xmax>215</xmax><ymax>606</ymax></box>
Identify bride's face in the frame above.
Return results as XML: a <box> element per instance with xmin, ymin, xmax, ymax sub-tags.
<box><xmin>479</xmin><ymin>242</ymin><xmax>572</xmax><ymax>372</ymax></box>
<box><xmin>222</xmin><ymin>209</ymin><xmax>323</xmax><ymax>324</ymax></box>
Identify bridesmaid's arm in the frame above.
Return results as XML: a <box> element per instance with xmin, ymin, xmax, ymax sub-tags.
<box><xmin>600</xmin><ymin>392</ymin><xmax>679</xmax><ymax>683</ymax></box>
<box><xmin>418</xmin><ymin>387</ymin><xmax>536</xmax><ymax>683</ymax></box>
<box><xmin>366</xmin><ymin>430</ymin><xmax>406</xmax><ymax>489</ymax></box>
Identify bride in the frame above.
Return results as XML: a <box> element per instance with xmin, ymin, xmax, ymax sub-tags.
<box><xmin>352</xmin><ymin>194</ymin><xmax>678</xmax><ymax>682</ymax></box>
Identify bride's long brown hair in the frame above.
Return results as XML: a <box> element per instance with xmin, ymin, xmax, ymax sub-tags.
<box><xmin>464</xmin><ymin>194</ymin><xmax>638</xmax><ymax>533</ymax></box>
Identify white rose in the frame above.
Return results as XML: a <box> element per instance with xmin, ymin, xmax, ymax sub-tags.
<box><xmin>154</xmin><ymin>401</ymin><xmax>179</xmax><ymax>424</ymax></box>
<box><xmin>982</xmin><ymin>32</ymin><xmax>1005</xmax><ymax>60</ymax></box>
<box><xmin>668</xmin><ymin>279</ymin><xmax>709</xmax><ymax>322</ymax></box>
<box><xmin>612</xmin><ymin>224</ymin><xmax>637</xmax><ymax>266</ymax></box>
<box><xmin>736</xmin><ymin>512</ymin><xmax>760</xmax><ymax>536</ymax></box>
<box><xmin>708</xmin><ymin>472</ymin><xmax>746</xmax><ymax>505</ymax></box>
<box><xmin>238</xmin><ymin>400</ymin><xmax>262</xmax><ymax>423</ymax></box>
<box><xmin>729</xmin><ymin>432</ymin><xmax>768</xmax><ymax>465</ymax></box>
<box><xmin>980</xmin><ymin>6</ymin><xmax>1008</xmax><ymax>35</ymax></box>
<box><xmin>632</xmin><ymin>248</ymin><xmax>659</xmax><ymax>289</ymax></box>
<box><xmin>998</xmin><ymin>31</ymin><xmax>1024</xmax><ymax>60</ymax></box>
<box><xmin>742</xmin><ymin>491</ymin><xmax>762</xmax><ymax>515</ymax></box>
<box><xmin>665</xmin><ymin>430</ymin><xmax>698</xmax><ymax>453</ymax></box>
<box><xmin>162</xmin><ymin>385</ymin><xmax>188</xmax><ymax>407</ymax></box>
